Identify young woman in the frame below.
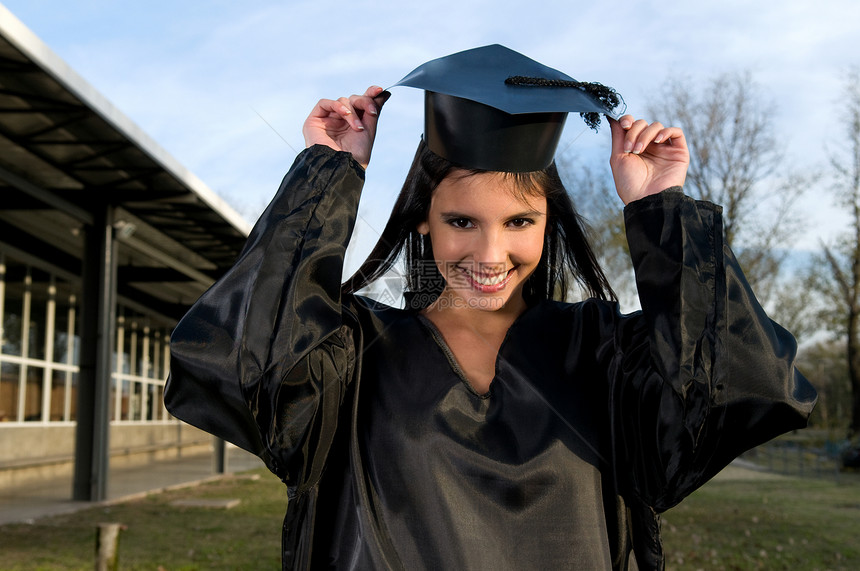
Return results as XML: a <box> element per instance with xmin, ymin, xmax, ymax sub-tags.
<box><xmin>165</xmin><ymin>46</ymin><xmax>816</xmax><ymax>570</ymax></box>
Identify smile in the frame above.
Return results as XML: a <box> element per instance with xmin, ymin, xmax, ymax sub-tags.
<box><xmin>459</xmin><ymin>266</ymin><xmax>515</xmax><ymax>292</ymax></box>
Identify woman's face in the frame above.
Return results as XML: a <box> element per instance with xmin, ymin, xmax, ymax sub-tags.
<box><xmin>417</xmin><ymin>170</ymin><xmax>547</xmax><ymax>313</ymax></box>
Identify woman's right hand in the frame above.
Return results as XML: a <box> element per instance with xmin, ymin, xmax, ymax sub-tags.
<box><xmin>302</xmin><ymin>85</ymin><xmax>390</xmax><ymax>169</ymax></box>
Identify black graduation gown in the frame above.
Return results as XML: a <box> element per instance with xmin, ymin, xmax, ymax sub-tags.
<box><xmin>164</xmin><ymin>145</ymin><xmax>817</xmax><ymax>570</ymax></box>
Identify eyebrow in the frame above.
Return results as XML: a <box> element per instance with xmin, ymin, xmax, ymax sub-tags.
<box><xmin>439</xmin><ymin>209</ymin><xmax>546</xmax><ymax>219</ymax></box>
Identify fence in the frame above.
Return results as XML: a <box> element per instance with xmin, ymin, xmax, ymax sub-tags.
<box><xmin>740</xmin><ymin>437</ymin><xmax>860</xmax><ymax>484</ymax></box>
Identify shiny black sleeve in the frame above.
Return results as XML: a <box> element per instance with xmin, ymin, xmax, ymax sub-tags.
<box><xmin>609</xmin><ymin>189</ymin><xmax>817</xmax><ymax>512</ymax></box>
<box><xmin>164</xmin><ymin>145</ymin><xmax>362</xmax><ymax>487</ymax></box>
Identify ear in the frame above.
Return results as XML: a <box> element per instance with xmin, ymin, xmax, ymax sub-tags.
<box><xmin>417</xmin><ymin>221</ymin><xmax>429</xmax><ymax>235</ymax></box>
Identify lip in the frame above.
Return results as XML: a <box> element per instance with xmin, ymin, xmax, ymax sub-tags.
<box><xmin>459</xmin><ymin>266</ymin><xmax>516</xmax><ymax>293</ymax></box>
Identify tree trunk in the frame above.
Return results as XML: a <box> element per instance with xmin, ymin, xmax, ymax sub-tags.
<box><xmin>848</xmin><ymin>310</ymin><xmax>860</xmax><ymax>436</ymax></box>
<box><xmin>95</xmin><ymin>523</ymin><xmax>124</xmax><ymax>571</ymax></box>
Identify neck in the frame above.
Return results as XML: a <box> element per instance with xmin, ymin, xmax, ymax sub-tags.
<box><xmin>422</xmin><ymin>288</ymin><xmax>528</xmax><ymax>334</ymax></box>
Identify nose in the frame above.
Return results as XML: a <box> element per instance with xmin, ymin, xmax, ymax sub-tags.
<box><xmin>472</xmin><ymin>230</ymin><xmax>507</xmax><ymax>273</ymax></box>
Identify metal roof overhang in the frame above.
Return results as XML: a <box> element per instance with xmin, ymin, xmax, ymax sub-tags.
<box><xmin>0</xmin><ymin>5</ymin><xmax>251</xmax><ymax>323</ymax></box>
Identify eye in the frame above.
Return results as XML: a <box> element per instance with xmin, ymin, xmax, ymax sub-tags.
<box><xmin>507</xmin><ymin>218</ymin><xmax>534</xmax><ymax>228</ymax></box>
<box><xmin>445</xmin><ymin>217</ymin><xmax>474</xmax><ymax>229</ymax></box>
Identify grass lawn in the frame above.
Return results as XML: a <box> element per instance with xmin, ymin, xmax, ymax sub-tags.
<box><xmin>1</xmin><ymin>466</ymin><xmax>858</xmax><ymax>570</ymax></box>
<box><xmin>661</xmin><ymin>469</ymin><xmax>860</xmax><ymax>570</ymax></box>
<box><xmin>0</xmin><ymin>469</ymin><xmax>286</xmax><ymax>570</ymax></box>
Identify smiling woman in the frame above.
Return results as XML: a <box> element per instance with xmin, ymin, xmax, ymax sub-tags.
<box><xmin>419</xmin><ymin>171</ymin><xmax>547</xmax><ymax>305</ymax></box>
<box><xmin>413</xmin><ymin>170</ymin><xmax>549</xmax><ymax>391</ymax></box>
<box><xmin>164</xmin><ymin>45</ymin><xmax>817</xmax><ymax>570</ymax></box>
<box><xmin>345</xmin><ymin>139</ymin><xmax>615</xmax><ymax>313</ymax></box>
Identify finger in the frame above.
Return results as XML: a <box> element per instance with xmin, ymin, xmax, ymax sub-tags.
<box><xmin>307</xmin><ymin>98</ymin><xmax>341</xmax><ymax>119</ymax></box>
<box><xmin>351</xmin><ymin>87</ymin><xmax>381</xmax><ymax>115</ymax></box>
<box><xmin>608</xmin><ymin>116</ymin><xmax>628</xmax><ymax>157</ymax></box>
<box><xmin>362</xmin><ymin>85</ymin><xmax>385</xmax><ymax>104</ymax></box>
<box><xmin>617</xmin><ymin>114</ymin><xmax>634</xmax><ymax>130</ymax></box>
<box><xmin>336</xmin><ymin>96</ymin><xmax>365</xmax><ymax>131</ymax></box>
<box><xmin>307</xmin><ymin>97</ymin><xmax>358</xmax><ymax>130</ymax></box>
<box><xmin>621</xmin><ymin>118</ymin><xmax>651</xmax><ymax>153</ymax></box>
<box><xmin>352</xmin><ymin>87</ymin><xmax>391</xmax><ymax>116</ymax></box>
<box><xmin>353</xmin><ymin>87</ymin><xmax>391</xmax><ymax>137</ymax></box>
<box><xmin>373</xmin><ymin>89</ymin><xmax>392</xmax><ymax>112</ymax></box>
<box><xmin>350</xmin><ymin>93</ymin><xmax>380</xmax><ymax>118</ymax></box>
<box><xmin>653</xmin><ymin>126</ymin><xmax>685</xmax><ymax>145</ymax></box>
<box><xmin>629</xmin><ymin>121</ymin><xmax>664</xmax><ymax>155</ymax></box>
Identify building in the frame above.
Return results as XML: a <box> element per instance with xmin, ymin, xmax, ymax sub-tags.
<box><xmin>0</xmin><ymin>4</ymin><xmax>251</xmax><ymax>500</ymax></box>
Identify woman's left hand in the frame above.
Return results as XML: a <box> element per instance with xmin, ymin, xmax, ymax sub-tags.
<box><xmin>608</xmin><ymin>114</ymin><xmax>690</xmax><ymax>205</ymax></box>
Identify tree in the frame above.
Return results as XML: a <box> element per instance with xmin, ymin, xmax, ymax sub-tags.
<box><xmin>797</xmin><ymin>340</ymin><xmax>851</xmax><ymax>434</ymax></box>
<box><xmin>561</xmin><ymin>71</ymin><xmax>807</xmax><ymax>319</ymax></box>
<box><xmin>814</xmin><ymin>70</ymin><xmax>860</xmax><ymax>436</ymax></box>
<box><xmin>646</xmin><ymin>72</ymin><xmax>807</xmax><ymax>307</ymax></box>
<box><xmin>561</xmin><ymin>159</ymin><xmax>639</xmax><ymax>310</ymax></box>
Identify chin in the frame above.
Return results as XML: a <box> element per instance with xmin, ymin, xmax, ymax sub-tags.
<box><xmin>442</xmin><ymin>284</ymin><xmax>526</xmax><ymax>313</ymax></box>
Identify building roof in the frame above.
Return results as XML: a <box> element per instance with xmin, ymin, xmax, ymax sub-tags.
<box><xmin>0</xmin><ymin>4</ymin><xmax>251</xmax><ymax>322</ymax></box>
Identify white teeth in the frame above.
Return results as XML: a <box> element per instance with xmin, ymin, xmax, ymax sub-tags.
<box><xmin>463</xmin><ymin>268</ymin><xmax>508</xmax><ymax>286</ymax></box>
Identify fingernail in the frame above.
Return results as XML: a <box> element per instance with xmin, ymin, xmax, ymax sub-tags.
<box><xmin>654</xmin><ymin>134</ymin><xmax>664</xmax><ymax>143</ymax></box>
<box><xmin>624</xmin><ymin>140</ymin><xmax>633</xmax><ymax>153</ymax></box>
<box><xmin>368</xmin><ymin>106</ymin><xmax>378</xmax><ymax>116</ymax></box>
<box><xmin>632</xmin><ymin>143</ymin><xmax>643</xmax><ymax>155</ymax></box>
<box><xmin>621</xmin><ymin>119</ymin><xmax>632</xmax><ymax>129</ymax></box>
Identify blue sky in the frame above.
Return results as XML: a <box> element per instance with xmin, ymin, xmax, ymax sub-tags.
<box><xmin>2</xmin><ymin>0</ymin><xmax>858</xmax><ymax>273</ymax></box>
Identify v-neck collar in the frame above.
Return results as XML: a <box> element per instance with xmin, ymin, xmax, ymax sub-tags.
<box><xmin>415</xmin><ymin>305</ymin><xmax>538</xmax><ymax>399</ymax></box>
<box><xmin>416</xmin><ymin>314</ymin><xmax>491</xmax><ymax>398</ymax></box>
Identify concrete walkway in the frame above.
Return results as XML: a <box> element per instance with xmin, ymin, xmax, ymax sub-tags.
<box><xmin>0</xmin><ymin>445</ymin><xmax>266</xmax><ymax>526</ymax></box>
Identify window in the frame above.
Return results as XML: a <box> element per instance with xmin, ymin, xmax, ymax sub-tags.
<box><xmin>112</xmin><ymin>309</ymin><xmax>171</xmax><ymax>423</ymax></box>
<box><xmin>0</xmin><ymin>250</ymin><xmax>175</xmax><ymax>425</ymax></box>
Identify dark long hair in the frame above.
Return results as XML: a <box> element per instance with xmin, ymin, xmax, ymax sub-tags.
<box><xmin>342</xmin><ymin>139</ymin><xmax>616</xmax><ymax>308</ymax></box>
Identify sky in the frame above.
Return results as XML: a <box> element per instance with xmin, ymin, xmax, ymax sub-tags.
<box><xmin>2</xmin><ymin>0</ymin><xmax>859</xmax><ymax>275</ymax></box>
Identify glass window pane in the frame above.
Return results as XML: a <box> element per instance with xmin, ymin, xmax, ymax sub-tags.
<box><xmin>53</xmin><ymin>285</ymin><xmax>77</xmax><ymax>365</ymax></box>
<box><xmin>27</xmin><ymin>270</ymin><xmax>50</xmax><ymax>361</ymax></box>
<box><xmin>116</xmin><ymin>378</ymin><xmax>129</xmax><ymax>421</ymax></box>
<box><xmin>141</xmin><ymin>382</ymin><xmax>148</xmax><ymax>421</ymax></box>
<box><xmin>137</xmin><ymin>327</ymin><xmax>150</xmax><ymax>379</ymax></box>
<box><xmin>129</xmin><ymin>381</ymin><xmax>142</xmax><ymax>421</ymax></box>
<box><xmin>67</xmin><ymin>371</ymin><xmax>78</xmax><ymax>422</ymax></box>
<box><xmin>24</xmin><ymin>366</ymin><xmax>43</xmax><ymax>421</ymax></box>
<box><xmin>121</xmin><ymin>329</ymin><xmax>131</xmax><ymax>375</ymax></box>
<box><xmin>2</xmin><ymin>259</ymin><xmax>25</xmax><ymax>357</ymax></box>
<box><xmin>152</xmin><ymin>385</ymin><xmax>164</xmax><ymax>421</ymax></box>
<box><xmin>0</xmin><ymin>361</ymin><xmax>19</xmax><ymax>422</ymax></box>
<box><xmin>50</xmin><ymin>369</ymin><xmax>67</xmax><ymax>421</ymax></box>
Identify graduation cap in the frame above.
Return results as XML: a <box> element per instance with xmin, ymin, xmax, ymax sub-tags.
<box><xmin>393</xmin><ymin>44</ymin><xmax>623</xmax><ymax>172</ymax></box>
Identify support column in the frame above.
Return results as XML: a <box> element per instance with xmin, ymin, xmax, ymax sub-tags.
<box><xmin>213</xmin><ymin>437</ymin><xmax>226</xmax><ymax>474</ymax></box>
<box><xmin>73</xmin><ymin>206</ymin><xmax>117</xmax><ymax>501</ymax></box>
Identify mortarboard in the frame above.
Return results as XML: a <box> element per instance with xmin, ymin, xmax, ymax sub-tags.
<box><xmin>393</xmin><ymin>44</ymin><xmax>622</xmax><ymax>172</ymax></box>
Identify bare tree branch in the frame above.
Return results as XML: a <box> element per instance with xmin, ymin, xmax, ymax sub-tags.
<box><xmin>813</xmin><ymin>68</ymin><xmax>860</xmax><ymax>435</ymax></box>
<box><xmin>646</xmin><ymin>72</ymin><xmax>805</xmax><ymax>300</ymax></box>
